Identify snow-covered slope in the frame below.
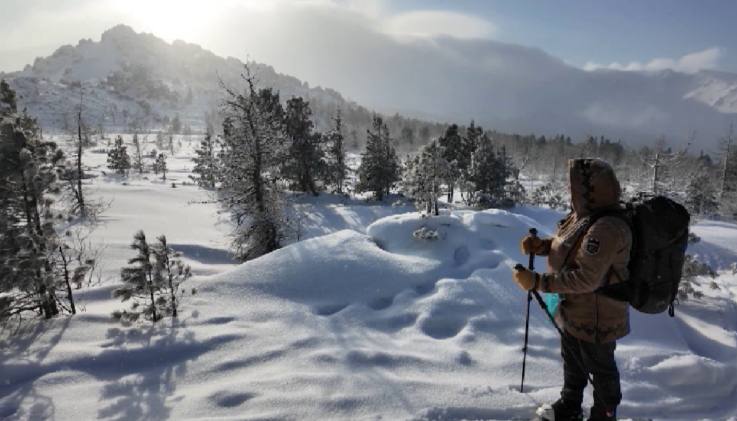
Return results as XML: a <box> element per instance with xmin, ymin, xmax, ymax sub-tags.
<box><xmin>2</xmin><ymin>135</ymin><xmax>737</xmax><ymax>420</ymax></box>
<box><xmin>686</xmin><ymin>70</ymin><xmax>737</xmax><ymax>114</ymax></box>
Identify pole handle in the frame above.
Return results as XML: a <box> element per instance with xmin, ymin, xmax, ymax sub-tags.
<box><xmin>527</xmin><ymin>228</ymin><xmax>537</xmax><ymax>271</ymax></box>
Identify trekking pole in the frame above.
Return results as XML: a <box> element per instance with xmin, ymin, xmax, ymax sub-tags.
<box><xmin>514</xmin><ymin>266</ymin><xmax>603</xmax><ymax>412</ymax></box>
<box><xmin>520</xmin><ymin>228</ymin><xmax>537</xmax><ymax>393</ymax></box>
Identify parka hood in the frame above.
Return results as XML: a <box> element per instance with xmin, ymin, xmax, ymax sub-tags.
<box><xmin>568</xmin><ymin>158</ymin><xmax>621</xmax><ymax>217</ymax></box>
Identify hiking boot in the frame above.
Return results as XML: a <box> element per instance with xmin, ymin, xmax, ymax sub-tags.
<box><xmin>537</xmin><ymin>398</ymin><xmax>583</xmax><ymax>420</ymax></box>
<box><xmin>587</xmin><ymin>405</ymin><xmax>616</xmax><ymax>421</ymax></box>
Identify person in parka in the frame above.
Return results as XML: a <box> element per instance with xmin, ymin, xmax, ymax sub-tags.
<box><xmin>513</xmin><ymin>158</ymin><xmax>632</xmax><ymax>421</ymax></box>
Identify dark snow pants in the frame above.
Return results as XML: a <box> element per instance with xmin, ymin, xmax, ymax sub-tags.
<box><xmin>560</xmin><ymin>330</ymin><xmax>622</xmax><ymax>411</ymax></box>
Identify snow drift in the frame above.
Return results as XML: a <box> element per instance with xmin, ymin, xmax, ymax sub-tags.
<box><xmin>2</xmin><ymin>207</ymin><xmax>737</xmax><ymax>420</ymax></box>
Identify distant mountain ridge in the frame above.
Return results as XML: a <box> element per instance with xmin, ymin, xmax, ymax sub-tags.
<box><xmin>2</xmin><ymin>24</ymin><xmax>737</xmax><ymax>148</ymax></box>
<box><xmin>1</xmin><ymin>25</ymin><xmax>411</xmax><ymax>138</ymax></box>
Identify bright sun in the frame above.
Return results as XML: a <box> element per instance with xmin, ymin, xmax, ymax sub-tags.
<box><xmin>110</xmin><ymin>0</ymin><xmax>230</xmax><ymax>42</ymax></box>
<box><xmin>110</xmin><ymin>0</ymin><xmax>287</xmax><ymax>44</ymax></box>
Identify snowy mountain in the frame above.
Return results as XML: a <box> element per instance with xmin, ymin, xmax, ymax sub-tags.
<box><xmin>0</xmin><ymin>25</ymin><xmax>358</xmax><ymax>133</ymax></box>
<box><xmin>358</xmin><ymin>36</ymin><xmax>737</xmax><ymax>147</ymax></box>
<box><xmin>686</xmin><ymin>70</ymin><xmax>737</xmax><ymax>114</ymax></box>
<box><xmin>3</xmin><ymin>25</ymin><xmax>737</xmax><ymax>148</ymax></box>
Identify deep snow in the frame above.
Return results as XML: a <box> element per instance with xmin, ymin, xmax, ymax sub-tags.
<box><xmin>1</xmin><ymin>135</ymin><xmax>737</xmax><ymax>421</ymax></box>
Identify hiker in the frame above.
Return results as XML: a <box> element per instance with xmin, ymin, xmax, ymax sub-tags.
<box><xmin>512</xmin><ymin>158</ymin><xmax>632</xmax><ymax>421</ymax></box>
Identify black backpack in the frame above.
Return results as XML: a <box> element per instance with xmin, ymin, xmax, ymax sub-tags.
<box><xmin>588</xmin><ymin>195</ymin><xmax>690</xmax><ymax>316</ymax></box>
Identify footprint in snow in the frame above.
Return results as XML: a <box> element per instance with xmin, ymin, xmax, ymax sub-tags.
<box><xmin>210</xmin><ymin>391</ymin><xmax>256</xmax><ymax>408</ymax></box>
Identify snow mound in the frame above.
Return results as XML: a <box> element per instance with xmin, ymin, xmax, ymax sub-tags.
<box><xmin>199</xmin><ymin>210</ymin><xmax>536</xmax><ymax>327</ymax></box>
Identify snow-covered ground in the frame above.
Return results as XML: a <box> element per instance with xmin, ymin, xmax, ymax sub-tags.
<box><xmin>2</xmin><ymin>135</ymin><xmax>737</xmax><ymax>421</ymax></box>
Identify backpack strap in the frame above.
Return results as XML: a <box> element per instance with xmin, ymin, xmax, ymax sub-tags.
<box><xmin>591</xmin><ymin>207</ymin><xmax>634</xmax><ymax>302</ymax></box>
<box><xmin>557</xmin><ymin>208</ymin><xmax>634</xmax><ymax>302</ymax></box>
<box><xmin>559</xmin><ymin>207</ymin><xmax>626</xmax><ymax>271</ymax></box>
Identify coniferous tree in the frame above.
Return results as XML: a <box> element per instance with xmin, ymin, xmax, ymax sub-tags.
<box><xmin>155</xmin><ymin>131</ymin><xmax>166</xmax><ymax>150</ymax></box>
<box><xmin>283</xmin><ymin>97</ymin><xmax>323</xmax><ymax>195</ymax></box>
<box><xmin>113</xmin><ymin>231</ymin><xmax>160</xmax><ymax>324</ymax></box>
<box><xmin>356</xmin><ymin>116</ymin><xmax>400</xmax><ymax>201</ymax></box>
<box><xmin>326</xmin><ymin>109</ymin><xmax>348</xmax><ymax>194</ymax></box>
<box><xmin>438</xmin><ymin>124</ymin><xmax>463</xmax><ymax>203</ymax></box>
<box><xmin>686</xmin><ymin>172</ymin><xmax>719</xmax><ymax>217</ymax></box>
<box><xmin>467</xmin><ymin>136</ymin><xmax>509</xmax><ymax>208</ymax></box>
<box><xmin>168</xmin><ymin>134</ymin><xmax>175</xmax><ymax>156</ymax></box>
<box><xmin>107</xmin><ymin>135</ymin><xmax>131</xmax><ymax>175</ymax></box>
<box><xmin>152</xmin><ymin>235</ymin><xmax>191</xmax><ymax>318</ymax></box>
<box><xmin>219</xmin><ymin>69</ymin><xmax>286</xmax><ymax>260</ymax></box>
<box><xmin>153</xmin><ymin>153</ymin><xmax>167</xmax><ymax>181</ymax></box>
<box><xmin>170</xmin><ymin>115</ymin><xmax>182</xmax><ymax>134</ymax></box>
<box><xmin>531</xmin><ymin>182</ymin><xmax>567</xmax><ymax>210</ymax></box>
<box><xmin>419</xmin><ymin>126</ymin><xmax>431</xmax><ymax>145</ymax></box>
<box><xmin>458</xmin><ymin>122</ymin><xmax>482</xmax><ymax>203</ymax></box>
<box><xmin>719</xmin><ymin>124</ymin><xmax>737</xmax><ymax>217</ymax></box>
<box><xmin>191</xmin><ymin>129</ymin><xmax>219</xmax><ymax>189</ymax></box>
<box><xmin>131</xmin><ymin>133</ymin><xmax>145</xmax><ymax>174</ymax></box>
<box><xmin>401</xmin><ymin>141</ymin><xmax>450</xmax><ymax>215</ymax></box>
<box><xmin>400</xmin><ymin>126</ymin><xmax>415</xmax><ymax>148</ymax></box>
<box><xmin>0</xmin><ymin>80</ymin><xmax>65</xmax><ymax>320</ymax></box>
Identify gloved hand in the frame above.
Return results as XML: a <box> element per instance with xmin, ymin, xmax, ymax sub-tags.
<box><xmin>512</xmin><ymin>265</ymin><xmax>540</xmax><ymax>291</ymax></box>
<box><xmin>520</xmin><ymin>234</ymin><xmax>547</xmax><ymax>255</ymax></box>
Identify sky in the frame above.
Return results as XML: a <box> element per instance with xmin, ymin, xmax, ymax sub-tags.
<box><xmin>0</xmin><ymin>0</ymin><xmax>735</xmax><ymax>75</ymax></box>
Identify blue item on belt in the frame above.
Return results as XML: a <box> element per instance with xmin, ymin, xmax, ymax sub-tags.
<box><xmin>544</xmin><ymin>293</ymin><xmax>559</xmax><ymax>317</ymax></box>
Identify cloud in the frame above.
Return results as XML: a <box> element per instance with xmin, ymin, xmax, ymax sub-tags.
<box><xmin>584</xmin><ymin>47</ymin><xmax>722</xmax><ymax>74</ymax></box>
<box><xmin>380</xmin><ymin>10</ymin><xmax>496</xmax><ymax>40</ymax></box>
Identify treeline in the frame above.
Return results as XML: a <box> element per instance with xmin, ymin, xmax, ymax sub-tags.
<box><xmin>401</xmin><ymin>122</ymin><xmax>521</xmax><ymax>213</ymax></box>
<box><xmin>201</xmin><ymin>70</ymin><xmax>737</xmax><ymax>263</ymax></box>
<box><xmin>491</xmin><ymin>130</ymin><xmax>737</xmax><ymax>218</ymax></box>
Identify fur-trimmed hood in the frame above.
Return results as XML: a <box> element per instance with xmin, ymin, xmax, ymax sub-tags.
<box><xmin>568</xmin><ymin>158</ymin><xmax>622</xmax><ymax>217</ymax></box>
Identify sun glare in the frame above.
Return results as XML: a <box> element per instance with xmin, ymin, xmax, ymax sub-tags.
<box><xmin>111</xmin><ymin>0</ymin><xmax>226</xmax><ymax>42</ymax></box>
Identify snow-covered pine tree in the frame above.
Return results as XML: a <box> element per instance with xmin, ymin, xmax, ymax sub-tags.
<box><xmin>467</xmin><ymin>136</ymin><xmax>509</xmax><ymax>208</ymax></box>
<box><xmin>170</xmin><ymin>115</ymin><xmax>182</xmax><ymax>134</ymax></box>
<box><xmin>438</xmin><ymin>124</ymin><xmax>464</xmax><ymax>203</ymax></box>
<box><xmin>531</xmin><ymin>182</ymin><xmax>567</xmax><ymax>210</ymax></box>
<box><xmin>131</xmin><ymin>133</ymin><xmax>145</xmax><ymax>174</ymax></box>
<box><xmin>325</xmin><ymin>109</ymin><xmax>348</xmax><ymax>194</ymax></box>
<box><xmin>152</xmin><ymin>235</ymin><xmax>191</xmax><ymax>318</ymax></box>
<box><xmin>283</xmin><ymin>97</ymin><xmax>324</xmax><ymax>195</ymax></box>
<box><xmin>168</xmin><ymin>134</ymin><xmax>175</xmax><ymax>156</ymax></box>
<box><xmin>719</xmin><ymin>123</ymin><xmax>737</xmax><ymax>218</ymax></box>
<box><xmin>399</xmin><ymin>125</ymin><xmax>415</xmax><ymax>149</ymax></box>
<box><xmin>419</xmin><ymin>126</ymin><xmax>431</xmax><ymax>145</ymax></box>
<box><xmin>155</xmin><ymin>131</ymin><xmax>166</xmax><ymax>150</ymax></box>
<box><xmin>153</xmin><ymin>153</ymin><xmax>167</xmax><ymax>181</ymax></box>
<box><xmin>219</xmin><ymin>69</ymin><xmax>286</xmax><ymax>260</ymax></box>
<box><xmin>686</xmin><ymin>172</ymin><xmax>719</xmax><ymax>217</ymax></box>
<box><xmin>113</xmin><ymin>230</ymin><xmax>161</xmax><ymax>324</ymax></box>
<box><xmin>0</xmin><ymin>80</ymin><xmax>66</xmax><ymax>320</ymax></box>
<box><xmin>401</xmin><ymin>141</ymin><xmax>450</xmax><ymax>215</ymax></box>
<box><xmin>190</xmin><ymin>128</ymin><xmax>219</xmax><ymax>189</ymax></box>
<box><xmin>458</xmin><ymin>122</ymin><xmax>482</xmax><ymax>204</ymax></box>
<box><xmin>107</xmin><ymin>135</ymin><xmax>131</xmax><ymax>175</ymax></box>
<box><xmin>356</xmin><ymin>116</ymin><xmax>400</xmax><ymax>201</ymax></box>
